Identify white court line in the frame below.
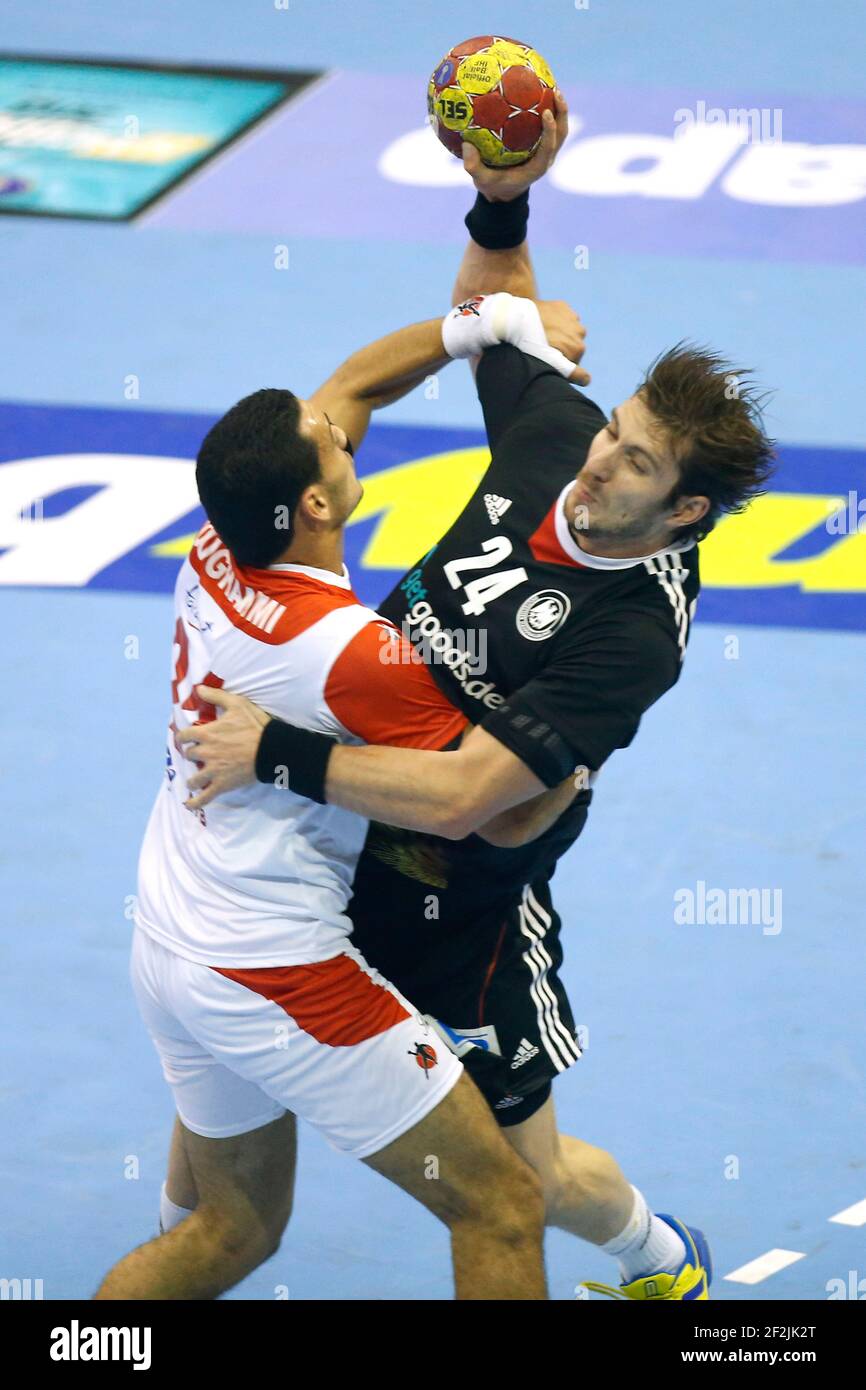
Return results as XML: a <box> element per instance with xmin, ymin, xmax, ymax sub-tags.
<box><xmin>724</xmin><ymin>1249</ymin><xmax>807</xmax><ymax>1285</ymax></box>
<box><xmin>829</xmin><ymin>1197</ymin><xmax>866</xmax><ymax>1226</ymax></box>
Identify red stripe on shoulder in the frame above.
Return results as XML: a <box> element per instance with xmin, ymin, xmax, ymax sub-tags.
<box><xmin>528</xmin><ymin>500</ymin><xmax>586</xmax><ymax>568</ymax></box>
<box><xmin>189</xmin><ymin>523</ymin><xmax>361</xmax><ymax>643</ymax></box>
<box><xmin>213</xmin><ymin>954</ymin><xmax>409</xmax><ymax>1045</ymax></box>
<box><xmin>325</xmin><ymin>621</ymin><xmax>468</xmax><ymax>748</ymax></box>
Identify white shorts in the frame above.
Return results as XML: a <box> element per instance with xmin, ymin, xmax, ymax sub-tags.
<box><xmin>130</xmin><ymin>925</ymin><xmax>462</xmax><ymax>1159</ymax></box>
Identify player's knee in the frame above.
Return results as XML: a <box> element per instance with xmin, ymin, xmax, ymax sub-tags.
<box><xmin>452</xmin><ymin>1147</ymin><xmax>545</xmax><ymax>1245</ymax></box>
<box><xmin>547</xmin><ymin>1139</ymin><xmax>620</xmax><ymax>1222</ymax></box>
<box><xmin>266</xmin><ymin>1190</ymin><xmax>293</xmax><ymax>1256</ymax></box>
<box><xmin>199</xmin><ymin>1198</ymin><xmax>288</xmax><ymax>1267</ymax></box>
<box><xmin>258</xmin><ymin>1191</ymin><xmax>293</xmax><ymax>1260</ymax></box>
<box><xmin>484</xmin><ymin>1152</ymin><xmax>545</xmax><ymax>1250</ymax></box>
<box><xmin>497</xmin><ymin>1156</ymin><xmax>546</xmax><ymax>1243</ymax></box>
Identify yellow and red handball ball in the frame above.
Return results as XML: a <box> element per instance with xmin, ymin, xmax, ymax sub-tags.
<box><xmin>427</xmin><ymin>35</ymin><xmax>557</xmax><ymax>168</ymax></box>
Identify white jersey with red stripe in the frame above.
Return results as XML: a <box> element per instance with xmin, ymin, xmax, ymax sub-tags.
<box><xmin>135</xmin><ymin>523</ymin><xmax>466</xmax><ymax>969</ymax></box>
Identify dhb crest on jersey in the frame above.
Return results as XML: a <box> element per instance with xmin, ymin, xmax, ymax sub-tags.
<box><xmin>515</xmin><ymin>589</ymin><xmax>572</xmax><ymax>641</ymax></box>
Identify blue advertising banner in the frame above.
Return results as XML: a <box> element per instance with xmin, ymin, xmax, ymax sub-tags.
<box><xmin>0</xmin><ymin>55</ymin><xmax>321</xmax><ymax>219</ymax></box>
<box><xmin>144</xmin><ymin>71</ymin><xmax>866</xmax><ymax>267</ymax></box>
<box><xmin>0</xmin><ymin>400</ymin><xmax>863</xmax><ymax>632</ymax></box>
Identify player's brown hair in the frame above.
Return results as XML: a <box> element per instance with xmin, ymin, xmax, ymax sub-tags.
<box><xmin>639</xmin><ymin>345</ymin><xmax>776</xmax><ymax>544</ymax></box>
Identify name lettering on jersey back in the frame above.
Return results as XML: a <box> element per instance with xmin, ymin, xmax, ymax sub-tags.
<box><xmin>191</xmin><ymin>525</ymin><xmax>286</xmax><ymax>636</ymax></box>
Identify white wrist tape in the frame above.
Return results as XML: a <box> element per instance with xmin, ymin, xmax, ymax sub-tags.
<box><xmin>442</xmin><ymin>294</ymin><xmax>511</xmax><ymax>357</ymax></box>
<box><xmin>442</xmin><ymin>293</ymin><xmax>575</xmax><ymax>379</ymax></box>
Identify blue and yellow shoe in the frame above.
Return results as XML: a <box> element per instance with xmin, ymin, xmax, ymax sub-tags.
<box><xmin>582</xmin><ymin>1214</ymin><xmax>712</xmax><ymax>1300</ymax></box>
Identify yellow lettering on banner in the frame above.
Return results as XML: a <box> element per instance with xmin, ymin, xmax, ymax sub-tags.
<box><xmin>151</xmin><ymin>448</ymin><xmax>489</xmax><ymax>565</ymax></box>
<box><xmin>82</xmin><ymin>131</ymin><xmax>211</xmax><ymax>163</ymax></box>
<box><xmin>155</xmin><ymin>532</ymin><xmax>206</xmax><ymax>558</ymax></box>
<box><xmin>699</xmin><ymin>492</ymin><xmax>866</xmax><ymax>592</ymax></box>
<box><xmin>349</xmin><ymin>448</ymin><xmax>489</xmax><ymax>568</ymax></box>
<box><xmin>152</xmin><ymin>465</ymin><xmax>865</xmax><ymax>596</ymax></box>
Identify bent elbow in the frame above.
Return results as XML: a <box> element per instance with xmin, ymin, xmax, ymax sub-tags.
<box><xmin>433</xmin><ymin>792</ymin><xmax>483</xmax><ymax>842</ymax></box>
<box><xmin>475</xmin><ymin>809</ymin><xmax>542</xmax><ymax>848</ymax></box>
<box><xmin>435</xmin><ymin>809</ymin><xmax>475</xmax><ymax>841</ymax></box>
<box><xmin>480</xmin><ymin>823</ymin><xmax>534</xmax><ymax>849</ymax></box>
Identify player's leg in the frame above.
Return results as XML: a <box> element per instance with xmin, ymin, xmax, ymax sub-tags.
<box><xmin>364</xmin><ymin>1070</ymin><xmax>546</xmax><ymax>1299</ymax></box>
<box><xmin>354</xmin><ymin>876</ymin><xmax>683</xmax><ymax>1260</ymax></box>
<box><xmin>204</xmin><ymin>943</ymin><xmax>547</xmax><ymax>1299</ymax></box>
<box><xmin>449</xmin><ymin>881</ymin><xmax>708</xmax><ymax>1293</ymax></box>
<box><xmin>457</xmin><ymin>885</ymin><xmax>694</xmax><ymax>1278</ymax></box>
<box><xmin>502</xmin><ymin>1092</ymin><xmax>633</xmax><ymax>1240</ymax></box>
<box><xmin>97</xmin><ymin>925</ymin><xmax>296</xmax><ymax>1299</ymax></box>
<box><xmin>352</xmin><ymin>873</ymin><xmax>709</xmax><ymax>1297</ymax></box>
<box><xmin>500</xmin><ymin>1090</ymin><xmax>710</xmax><ymax>1297</ymax></box>
<box><xmin>157</xmin><ymin>1062</ymin><xmax>546</xmax><ymax>1301</ymax></box>
<box><xmin>140</xmin><ymin>935</ymin><xmax>545</xmax><ymax>1298</ymax></box>
<box><xmin>96</xmin><ymin>1112</ymin><xmax>296</xmax><ymax>1299</ymax></box>
<box><xmin>159</xmin><ymin>1069</ymin><xmax>547</xmax><ymax>1300</ymax></box>
<box><xmin>161</xmin><ymin>1114</ymin><xmax>197</xmax><ymax>1228</ymax></box>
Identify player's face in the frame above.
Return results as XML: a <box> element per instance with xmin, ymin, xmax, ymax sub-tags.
<box><xmin>566</xmin><ymin>393</ymin><xmax>701</xmax><ymax>550</ymax></box>
<box><xmin>296</xmin><ymin>400</ymin><xmax>364</xmax><ymax>526</ymax></box>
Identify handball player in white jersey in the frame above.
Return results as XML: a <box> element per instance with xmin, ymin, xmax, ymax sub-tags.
<box><xmin>96</xmin><ymin>288</ymin><xmax>589</xmax><ymax>1300</ymax></box>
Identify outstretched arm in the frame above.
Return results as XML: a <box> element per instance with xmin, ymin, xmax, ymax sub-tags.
<box><xmin>315</xmin><ymin>723</ymin><xmax>547</xmax><ymax>840</ymax></box>
<box><xmin>312</xmin><ymin>90</ymin><xmax>579</xmax><ymax>451</ymax></box>
<box><xmin>449</xmin><ymin>91</ymin><xmax>587</xmax><ymax>389</ymax></box>
<box><xmin>451</xmin><ymin>88</ymin><xmax>570</xmax><ymax>307</ymax></box>
<box><xmin>452</xmin><ymin>236</ymin><xmax>538</xmax><ymax>308</ymax></box>
<box><xmin>178</xmin><ymin>688</ymin><xmax>573</xmax><ymax>842</ymax></box>
<box><xmin>312</xmin><ymin>297</ymin><xmax>588</xmax><ymax>460</ymax></box>
<box><xmin>310</xmin><ymin>317</ymin><xmax>451</xmax><ymax>455</ymax></box>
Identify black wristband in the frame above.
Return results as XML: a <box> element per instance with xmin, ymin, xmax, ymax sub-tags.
<box><xmin>255</xmin><ymin>718</ymin><xmax>336</xmax><ymax>804</ymax></box>
<box><xmin>464</xmin><ymin>189</ymin><xmax>529</xmax><ymax>249</ymax></box>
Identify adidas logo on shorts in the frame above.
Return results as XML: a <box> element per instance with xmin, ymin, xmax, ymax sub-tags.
<box><xmin>494</xmin><ymin>1093</ymin><xmax>525</xmax><ymax>1110</ymax></box>
<box><xmin>510</xmin><ymin>1037</ymin><xmax>540</xmax><ymax>1069</ymax></box>
<box><xmin>484</xmin><ymin>493</ymin><xmax>512</xmax><ymax>525</ymax></box>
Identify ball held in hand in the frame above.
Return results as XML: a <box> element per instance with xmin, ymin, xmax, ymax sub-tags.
<box><xmin>427</xmin><ymin>35</ymin><xmax>557</xmax><ymax>169</ymax></box>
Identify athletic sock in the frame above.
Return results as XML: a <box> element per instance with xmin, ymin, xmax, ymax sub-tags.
<box><xmin>159</xmin><ymin>1181</ymin><xmax>194</xmax><ymax>1234</ymax></box>
<box><xmin>601</xmin><ymin>1185</ymin><xmax>686</xmax><ymax>1281</ymax></box>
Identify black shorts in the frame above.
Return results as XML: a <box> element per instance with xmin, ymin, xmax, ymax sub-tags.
<box><xmin>350</xmin><ymin>877</ymin><xmax>582</xmax><ymax>1127</ymax></box>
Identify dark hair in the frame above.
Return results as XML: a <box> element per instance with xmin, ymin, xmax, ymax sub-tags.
<box><xmin>639</xmin><ymin>345</ymin><xmax>776</xmax><ymax>544</ymax></box>
<box><xmin>195</xmin><ymin>388</ymin><xmax>320</xmax><ymax>567</ymax></box>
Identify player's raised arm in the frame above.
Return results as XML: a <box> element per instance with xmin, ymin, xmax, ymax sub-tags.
<box><xmin>307</xmin><ymin>292</ymin><xmax>586</xmax><ymax>457</ymax></box>
<box><xmin>445</xmin><ymin>87</ymin><xmax>590</xmax><ymax>447</ymax></box>
<box><xmin>309</xmin><ymin>318</ymin><xmax>452</xmax><ymax>454</ymax></box>
<box><xmin>451</xmin><ymin>88</ymin><xmax>570</xmax><ymax>308</ymax></box>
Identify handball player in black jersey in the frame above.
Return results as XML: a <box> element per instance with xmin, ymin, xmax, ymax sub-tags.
<box><xmin>180</xmin><ymin>92</ymin><xmax>774</xmax><ymax>1297</ymax></box>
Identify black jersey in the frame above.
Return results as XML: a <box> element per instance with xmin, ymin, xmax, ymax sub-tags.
<box><xmin>350</xmin><ymin>344</ymin><xmax>700</xmax><ymax>941</ymax></box>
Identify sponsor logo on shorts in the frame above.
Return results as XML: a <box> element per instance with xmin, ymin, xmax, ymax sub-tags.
<box><xmin>494</xmin><ymin>1093</ymin><xmax>526</xmax><ymax>1110</ymax></box>
<box><xmin>510</xmin><ymin>1037</ymin><xmax>540</xmax><ymax>1070</ymax></box>
<box><xmin>424</xmin><ymin>1017</ymin><xmax>502</xmax><ymax>1059</ymax></box>
<box><xmin>408</xmin><ymin>1042</ymin><xmax>438</xmax><ymax>1077</ymax></box>
<box><xmin>516</xmin><ymin>590</ymin><xmax>572</xmax><ymax>642</ymax></box>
